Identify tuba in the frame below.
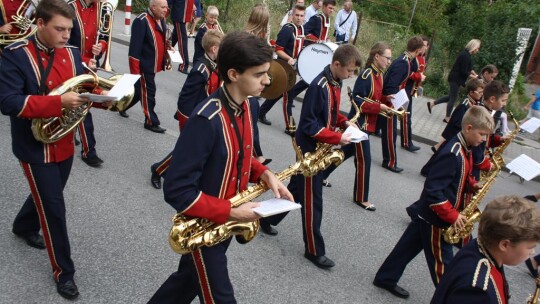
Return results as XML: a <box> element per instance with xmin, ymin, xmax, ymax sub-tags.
<box><xmin>31</xmin><ymin>70</ymin><xmax>134</xmax><ymax>144</ymax></box>
<box><xmin>168</xmin><ymin>90</ymin><xmax>361</xmax><ymax>254</ymax></box>
<box><xmin>95</xmin><ymin>0</ymin><xmax>117</xmax><ymax>71</ymax></box>
<box><xmin>0</xmin><ymin>0</ymin><xmax>38</xmax><ymax>46</ymax></box>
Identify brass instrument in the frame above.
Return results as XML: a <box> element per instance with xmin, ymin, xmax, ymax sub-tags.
<box><xmin>442</xmin><ymin>112</ymin><xmax>520</xmax><ymax>244</ymax></box>
<box><xmin>527</xmin><ymin>276</ymin><xmax>540</xmax><ymax>304</ymax></box>
<box><xmin>0</xmin><ymin>0</ymin><xmax>38</xmax><ymax>46</ymax></box>
<box><xmin>168</xmin><ymin>90</ymin><xmax>361</xmax><ymax>255</ymax></box>
<box><xmin>31</xmin><ymin>68</ymin><xmax>135</xmax><ymax>143</ymax></box>
<box><xmin>95</xmin><ymin>0</ymin><xmax>117</xmax><ymax>71</ymax></box>
<box><xmin>354</xmin><ymin>95</ymin><xmax>408</xmax><ymax>119</ymax></box>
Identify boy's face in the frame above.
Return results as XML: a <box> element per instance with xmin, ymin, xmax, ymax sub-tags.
<box><xmin>463</xmin><ymin>125</ymin><xmax>489</xmax><ymax>147</ymax></box>
<box><xmin>331</xmin><ymin>60</ymin><xmax>358</xmax><ymax>81</ymax></box>
<box><xmin>37</xmin><ymin>15</ymin><xmax>73</xmax><ymax>49</ymax></box>
<box><xmin>501</xmin><ymin>240</ymin><xmax>537</xmax><ymax>266</ymax></box>
<box><xmin>230</xmin><ymin>62</ymin><xmax>271</xmax><ymax>97</ymax></box>
<box><xmin>483</xmin><ymin>72</ymin><xmax>497</xmax><ymax>83</ymax></box>
<box><xmin>486</xmin><ymin>93</ymin><xmax>508</xmax><ymax>111</ymax></box>
<box><xmin>291</xmin><ymin>9</ymin><xmax>305</xmax><ymax>26</ymax></box>
<box><xmin>468</xmin><ymin>87</ymin><xmax>483</xmax><ymax>102</ymax></box>
<box><xmin>206</xmin><ymin>14</ymin><xmax>218</xmax><ymax>25</ymax></box>
<box><xmin>322</xmin><ymin>4</ymin><xmax>335</xmax><ymax>17</ymax></box>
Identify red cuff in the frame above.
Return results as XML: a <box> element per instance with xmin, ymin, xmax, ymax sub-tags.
<box><xmin>313</xmin><ymin>128</ymin><xmax>341</xmax><ymax>145</ymax></box>
<box><xmin>129</xmin><ymin>56</ymin><xmax>141</xmax><ymax>74</ymax></box>
<box><xmin>360</xmin><ymin>100</ymin><xmax>381</xmax><ymax>114</ymax></box>
<box><xmin>275</xmin><ymin>45</ymin><xmax>285</xmax><ymax>52</ymax></box>
<box><xmin>474</xmin><ymin>157</ymin><xmax>492</xmax><ymax>171</ymax></box>
<box><xmin>430</xmin><ymin>201</ymin><xmax>460</xmax><ymax>224</ymax></box>
<box><xmin>19</xmin><ymin>95</ymin><xmax>62</xmax><ymax>118</ymax></box>
<box><xmin>249</xmin><ymin>158</ymin><xmax>268</xmax><ymax>183</ymax></box>
<box><xmin>306</xmin><ymin>34</ymin><xmax>318</xmax><ymax>42</ymax></box>
<box><xmin>182</xmin><ymin>193</ymin><xmax>231</xmax><ymax>224</ymax></box>
<box><xmin>491</xmin><ymin>135</ymin><xmax>503</xmax><ymax>147</ymax></box>
<box><xmin>410</xmin><ymin>71</ymin><xmax>421</xmax><ymax>82</ymax></box>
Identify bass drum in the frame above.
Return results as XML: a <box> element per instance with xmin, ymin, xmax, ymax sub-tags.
<box><xmin>297</xmin><ymin>42</ymin><xmax>338</xmax><ymax>85</ymax></box>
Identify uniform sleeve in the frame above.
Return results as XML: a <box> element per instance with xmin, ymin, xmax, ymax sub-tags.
<box><xmin>488</xmin><ymin>134</ymin><xmax>503</xmax><ymax>148</ymax></box>
<box><xmin>442</xmin><ymin>104</ymin><xmax>466</xmax><ymax>140</ymax></box>
<box><xmin>353</xmin><ymin>73</ymin><xmax>381</xmax><ymax>114</ymax></box>
<box><xmin>425</xmin><ymin>152</ymin><xmax>460</xmax><ymax>224</ymax></box>
<box><xmin>128</xmin><ymin>18</ymin><xmax>145</xmax><ymax>74</ymax></box>
<box><xmin>383</xmin><ymin>60</ymin><xmax>408</xmax><ymax>96</ymax></box>
<box><xmin>250</xmin><ymin>157</ymin><xmax>267</xmax><ymax>183</ymax></box>
<box><xmin>441</xmin><ymin>286</ymin><xmax>492</xmax><ymax>303</ymax></box>
<box><xmin>301</xmin><ymin>84</ymin><xmax>342</xmax><ymax>145</ymax></box>
<box><xmin>304</xmin><ymin>15</ymin><xmax>321</xmax><ymax>40</ymax></box>
<box><xmin>275</xmin><ymin>26</ymin><xmax>291</xmax><ymax>55</ymax></box>
<box><xmin>0</xmin><ymin>48</ymin><xmax>62</xmax><ymax>118</ymax></box>
<box><xmin>163</xmin><ymin>115</ymin><xmax>231</xmax><ymax>224</ymax></box>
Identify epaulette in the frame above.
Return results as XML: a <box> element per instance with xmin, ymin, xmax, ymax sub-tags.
<box><xmin>136</xmin><ymin>12</ymin><xmax>147</xmax><ymax>20</ymax></box>
<box><xmin>197</xmin><ymin>98</ymin><xmax>221</xmax><ymax>120</ymax></box>
<box><xmin>6</xmin><ymin>39</ymin><xmax>29</xmax><ymax>50</ymax></box>
<box><xmin>450</xmin><ymin>142</ymin><xmax>462</xmax><ymax>156</ymax></box>
<box><xmin>461</xmin><ymin>98</ymin><xmax>470</xmax><ymax>106</ymax></box>
<box><xmin>66</xmin><ymin>0</ymin><xmax>75</xmax><ymax>4</ymax></box>
<box><xmin>471</xmin><ymin>258</ymin><xmax>491</xmax><ymax>291</ymax></box>
<box><xmin>194</xmin><ymin>61</ymin><xmax>209</xmax><ymax>78</ymax></box>
<box><xmin>316</xmin><ymin>77</ymin><xmax>328</xmax><ymax>88</ymax></box>
<box><xmin>361</xmin><ymin>68</ymin><xmax>373</xmax><ymax>80</ymax></box>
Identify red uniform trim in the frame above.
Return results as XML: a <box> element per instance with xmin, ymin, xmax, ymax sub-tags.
<box><xmin>430</xmin><ymin>226</ymin><xmax>445</xmax><ymax>284</ymax></box>
<box><xmin>304</xmin><ymin>176</ymin><xmax>316</xmax><ymax>255</ymax></box>
<box><xmin>193</xmin><ymin>250</ymin><xmax>216</xmax><ymax>304</ymax></box>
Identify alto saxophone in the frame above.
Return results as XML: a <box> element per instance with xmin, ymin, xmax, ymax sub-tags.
<box><xmin>168</xmin><ymin>88</ymin><xmax>361</xmax><ymax>255</ymax></box>
<box><xmin>528</xmin><ymin>276</ymin><xmax>540</xmax><ymax>304</ymax></box>
<box><xmin>443</xmin><ymin>112</ymin><xmax>520</xmax><ymax>244</ymax></box>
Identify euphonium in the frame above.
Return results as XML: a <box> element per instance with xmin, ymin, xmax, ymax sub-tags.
<box><xmin>95</xmin><ymin>0</ymin><xmax>117</xmax><ymax>71</ymax></box>
<box><xmin>354</xmin><ymin>95</ymin><xmax>408</xmax><ymax>119</ymax></box>
<box><xmin>31</xmin><ymin>71</ymin><xmax>134</xmax><ymax>143</ymax></box>
<box><xmin>0</xmin><ymin>0</ymin><xmax>38</xmax><ymax>46</ymax></box>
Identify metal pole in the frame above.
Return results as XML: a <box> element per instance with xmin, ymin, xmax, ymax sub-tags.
<box><xmin>407</xmin><ymin>0</ymin><xmax>418</xmax><ymax>34</ymax></box>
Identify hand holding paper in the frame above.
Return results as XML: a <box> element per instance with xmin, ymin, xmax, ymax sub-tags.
<box><xmin>344</xmin><ymin>125</ymin><xmax>368</xmax><ymax>143</ymax></box>
<box><xmin>253</xmin><ymin>198</ymin><xmax>301</xmax><ymax>217</ymax></box>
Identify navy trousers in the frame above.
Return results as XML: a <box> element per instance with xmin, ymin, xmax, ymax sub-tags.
<box><xmin>78</xmin><ymin>111</ymin><xmax>97</xmax><ymax>158</ymax></box>
<box><xmin>172</xmin><ymin>21</ymin><xmax>189</xmax><ymax>72</ymax></box>
<box><xmin>148</xmin><ymin>238</ymin><xmax>236</xmax><ymax>304</ymax></box>
<box><xmin>13</xmin><ymin>157</ymin><xmax>76</xmax><ymax>283</ymax></box>
<box><xmin>125</xmin><ymin>73</ymin><xmax>160</xmax><ymax>126</ymax></box>
<box><xmin>374</xmin><ymin>218</ymin><xmax>453</xmax><ymax>287</ymax></box>
<box><xmin>380</xmin><ymin>115</ymin><xmax>398</xmax><ymax>168</ymax></box>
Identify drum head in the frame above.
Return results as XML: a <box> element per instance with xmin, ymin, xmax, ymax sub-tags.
<box><xmin>275</xmin><ymin>59</ymin><xmax>297</xmax><ymax>91</ymax></box>
<box><xmin>297</xmin><ymin>43</ymin><xmax>336</xmax><ymax>85</ymax></box>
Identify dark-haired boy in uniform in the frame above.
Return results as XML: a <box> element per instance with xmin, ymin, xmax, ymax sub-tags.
<box><xmin>147</xmin><ymin>32</ymin><xmax>293</xmax><ymax>304</ymax></box>
<box><xmin>120</xmin><ymin>0</ymin><xmax>171</xmax><ymax>133</ymax></box>
<box><xmin>373</xmin><ymin>106</ymin><xmax>492</xmax><ymax>299</ymax></box>
<box><xmin>286</xmin><ymin>44</ymin><xmax>362</xmax><ymax>269</ymax></box>
<box><xmin>431</xmin><ymin>196</ymin><xmax>540</xmax><ymax>303</ymax></box>
<box><xmin>68</xmin><ymin>0</ymin><xmax>108</xmax><ymax>167</ymax></box>
<box><xmin>380</xmin><ymin>36</ymin><xmax>424</xmax><ymax>173</ymax></box>
<box><xmin>258</xmin><ymin>4</ymin><xmax>306</xmax><ymax>134</ymax></box>
<box><xmin>149</xmin><ymin>29</ymin><xmax>223</xmax><ymax>189</ymax></box>
<box><xmin>192</xmin><ymin>5</ymin><xmax>222</xmax><ymax>63</ymax></box>
<box><xmin>0</xmin><ymin>0</ymin><xmax>113</xmax><ymax>298</ymax></box>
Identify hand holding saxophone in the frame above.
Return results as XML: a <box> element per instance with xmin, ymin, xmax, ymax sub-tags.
<box><xmin>228</xmin><ymin>202</ymin><xmax>261</xmax><ymax>222</ymax></box>
<box><xmin>61</xmin><ymin>91</ymin><xmax>89</xmax><ymax>109</ymax></box>
<box><xmin>452</xmin><ymin>214</ymin><xmax>467</xmax><ymax>231</ymax></box>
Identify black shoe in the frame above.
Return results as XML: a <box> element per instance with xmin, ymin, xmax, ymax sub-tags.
<box><xmin>322</xmin><ymin>180</ymin><xmax>332</xmax><ymax>187</ymax></box>
<box><xmin>118</xmin><ymin>110</ymin><xmax>129</xmax><ymax>118</ymax></box>
<box><xmin>356</xmin><ymin>202</ymin><xmax>376</xmax><ymax>211</ymax></box>
<box><xmin>431</xmin><ymin>146</ymin><xmax>437</xmax><ymax>153</ymax></box>
<box><xmin>382</xmin><ymin>164</ymin><xmax>403</xmax><ymax>173</ymax></box>
<box><xmin>13</xmin><ymin>232</ymin><xmax>45</xmax><ymax>249</ymax></box>
<box><xmin>426</xmin><ymin>102</ymin><xmax>432</xmax><ymax>114</ymax></box>
<box><xmin>56</xmin><ymin>280</ymin><xmax>79</xmax><ymax>300</ymax></box>
<box><xmin>402</xmin><ymin>145</ymin><xmax>420</xmax><ymax>152</ymax></box>
<box><xmin>526</xmin><ymin>258</ymin><xmax>539</xmax><ymax>278</ymax></box>
<box><xmin>150</xmin><ymin>165</ymin><xmax>162</xmax><ymax>189</ymax></box>
<box><xmin>259</xmin><ymin>220</ymin><xmax>278</xmax><ymax>236</ymax></box>
<box><xmin>144</xmin><ymin>124</ymin><xmax>166</xmax><ymax>133</ymax></box>
<box><xmin>81</xmin><ymin>155</ymin><xmax>103</xmax><ymax>168</ymax></box>
<box><xmin>284</xmin><ymin>129</ymin><xmax>295</xmax><ymax>137</ymax></box>
<box><xmin>74</xmin><ymin>138</ymin><xmax>80</xmax><ymax>146</ymax></box>
<box><xmin>258</xmin><ymin>115</ymin><xmax>272</xmax><ymax>126</ymax></box>
<box><xmin>304</xmin><ymin>252</ymin><xmax>335</xmax><ymax>269</ymax></box>
<box><xmin>261</xmin><ymin>158</ymin><xmax>272</xmax><ymax>166</ymax></box>
<box><xmin>373</xmin><ymin>280</ymin><xmax>409</xmax><ymax>299</ymax></box>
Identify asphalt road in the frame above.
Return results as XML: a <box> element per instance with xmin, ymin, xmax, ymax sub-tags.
<box><xmin>0</xmin><ymin>41</ymin><xmax>538</xmax><ymax>304</ymax></box>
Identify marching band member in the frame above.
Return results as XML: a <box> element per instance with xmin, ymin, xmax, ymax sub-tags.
<box><xmin>287</xmin><ymin>45</ymin><xmax>362</xmax><ymax>268</ymax></box>
<box><xmin>168</xmin><ymin>0</ymin><xmax>192</xmax><ymax>73</ymax></box>
<box><xmin>192</xmin><ymin>5</ymin><xmax>222</xmax><ymax>63</ymax></box>
<box><xmin>149</xmin><ymin>29</ymin><xmax>223</xmax><ymax>189</ymax></box>
<box><xmin>380</xmin><ymin>36</ymin><xmax>424</xmax><ymax>173</ymax></box>
<box><xmin>373</xmin><ymin>106</ymin><xmax>490</xmax><ymax>298</ymax></box>
<box><xmin>280</xmin><ymin>0</ymin><xmax>304</xmax><ymax>26</ymax></box>
<box><xmin>68</xmin><ymin>0</ymin><xmax>108</xmax><ymax>167</ymax></box>
<box><xmin>431</xmin><ymin>196</ymin><xmax>540</xmax><ymax>303</ymax></box>
<box><xmin>148</xmin><ymin>31</ymin><xmax>292</xmax><ymax>304</ymax></box>
<box><xmin>0</xmin><ymin>0</ymin><xmax>112</xmax><ymax>298</ymax></box>
<box><xmin>120</xmin><ymin>0</ymin><xmax>171</xmax><ymax>133</ymax></box>
<box><xmin>322</xmin><ymin>42</ymin><xmax>394</xmax><ymax>211</ymax></box>
<box><xmin>258</xmin><ymin>4</ymin><xmax>306</xmax><ymax>135</ymax></box>
<box><xmin>401</xmin><ymin>35</ymin><xmax>428</xmax><ymax>152</ymax></box>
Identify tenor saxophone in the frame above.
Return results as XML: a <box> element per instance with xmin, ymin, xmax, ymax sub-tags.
<box><xmin>442</xmin><ymin>112</ymin><xmax>520</xmax><ymax>244</ymax></box>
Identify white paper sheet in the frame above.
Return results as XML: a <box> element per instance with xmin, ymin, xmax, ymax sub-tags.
<box><xmin>520</xmin><ymin>117</ymin><xmax>540</xmax><ymax>133</ymax></box>
<box><xmin>168</xmin><ymin>50</ymin><xmax>184</xmax><ymax>63</ymax></box>
<box><xmin>391</xmin><ymin>89</ymin><xmax>409</xmax><ymax>110</ymax></box>
<box><xmin>80</xmin><ymin>93</ymin><xmax>118</xmax><ymax>103</ymax></box>
<box><xmin>344</xmin><ymin>125</ymin><xmax>369</xmax><ymax>143</ymax></box>
<box><xmin>107</xmin><ymin>74</ymin><xmax>141</xmax><ymax>99</ymax></box>
<box><xmin>506</xmin><ymin>154</ymin><xmax>540</xmax><ymax>181</ymax></box>
<box><xmin>253</xmin><ymin>198</ymin><xmax>301</xmax><ymax>217</ymax></box>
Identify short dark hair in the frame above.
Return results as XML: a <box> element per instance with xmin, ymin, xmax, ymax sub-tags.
<box><xmin>323</xmin><ymin>0</ymin><xmax>337</xmax><ymax>6</ymax></box>
<box><xmin>294</xmin><ymin>4</ymin><xmax>306</xmax><ymax>11</ymax></box>
<box><xmin>333</xmin><ymin>44</ymin><xmax>362</xmax><ymax>67</ymax></box>
<box><xmin>465</xmin><ymin>78</ymin><xmax>484</xmax><ymax>93</ymax></box>
<box><xmin>406</xmin><ymin>36</ymin><xmax>424</xmax><ymax>52</ymax></box>
<box><xmin>217</xmin><ymin>32</ymin><xmax>273</xmax><ymax>83</ymax></box>
<box><xmin>36</xmin><ymin>0</ymin><xmax>75</xmax><ymax>23</ymax></box>
<box><xmin>483</xmin><ymin>80</ymin><xmax>509</xmax><ymax>100</ymax></box>
<box><xmin>481</xmin><ymin>64</ymin><xmax>498</xmax><ymax>75</ymax></box>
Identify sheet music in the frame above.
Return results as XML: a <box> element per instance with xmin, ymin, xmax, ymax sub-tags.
<box><xmin>80</xmin><ymin>93</ymin><xmax>118</xmax><ymax>103</ymax></box>
<box><xmin>520</xmin><ymin>117</ymin><xmax>540</xmax><ymax>133</ymax></box>
<box><xmin>391</xmin><ymin>89</ymin><xmax>409</xmax><ymax>110</ymax></box>
<box><xmin>506</xmin><ymin>154</ymin><xmax>540</xmax><ymax>181</ymax></box>
<box><xmin>253</xmin><ymin>198</ymin><xmax>301</xmax><ymax>217</ymax></box>
<box><xmin>108</xmin><ymin>74</ymin><xmax>141</xmax><ymax>99</ymax></box>
<box><xmin>167</xmin><ymin>50</ymin><xmax>184</xmax><ymax>63</ymax></box>
<box><xmin>344</xmin><ymin>125</ymin><xmax>369</xmax><ymax>143</ymax></box>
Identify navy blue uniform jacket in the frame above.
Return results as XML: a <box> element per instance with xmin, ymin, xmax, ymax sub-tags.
<box><xmin>383</xmin><ymin>52</ymin><xmax>418</xmax><ymax>96</ymax></box>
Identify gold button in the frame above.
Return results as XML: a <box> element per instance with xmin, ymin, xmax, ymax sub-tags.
<box><xmin>243</xmin><ymin>172</ymin><xmax>247</xmax><ymax>175</ymax></box>
<box><xmin>62</xmin><ymin>59</ymin><xmax>66</xmax><ymax>63</ymax></box>
<box><xmin>48</xmin><ymin>81</ymin><xmax>52</xmax><ymax>85</ymax></box>
<box><xmin>246</xmin><ymin>145</ymin><xmax>250</xmax><ymax>149</ymax></box>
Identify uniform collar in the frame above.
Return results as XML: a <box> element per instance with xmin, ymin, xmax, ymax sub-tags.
<box><xmin>457</xmin><ymin>132</ymin><xmax>471</xmax><ymax>153</ymax></box>
<box><xmin>370</xmin><ymin>63</ymin><xmax>383</xmax><ymax>75</ymax></box>
<box><xmin>33</xmin><ymin>35</ymin><xmax>55</xmax><ymax>55</ymax></box>
<box><xmin>203</xmin><ymin>53</ymin><xmax>217</xmax><ymax>70</ymax></box>
<box><xmin>478</xmin><ymin>239</ymin><xmax>503</xmax><ymax>269</ymax></box>
<box><xmin>221</xmin><ymin>86</ymin><xmax>244</xmax><ymax>116</ymax></box>
<box><xmin>403</xmin><ymin>51</ymin><xmax>414</xmax><ymax>61</ymax></box>
<box><xmin>78</xmin><ymin>0</ymin><xmax>93</xmax><ymax>9</ymax></box>
<box><xmin>323</xmin><ymin>65</ymin><xmax>341</xmax><ymax>88</ymax></box>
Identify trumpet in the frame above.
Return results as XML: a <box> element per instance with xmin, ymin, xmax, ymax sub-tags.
<box><xmin>354</xmin><ymin>95</ymin><xmax>408</xmax><ymax>119</ymax></box>
<box><xmin>94</xmin><ymin>0</ymin><xmax>117</xmax><ymax>71</ymax></box>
